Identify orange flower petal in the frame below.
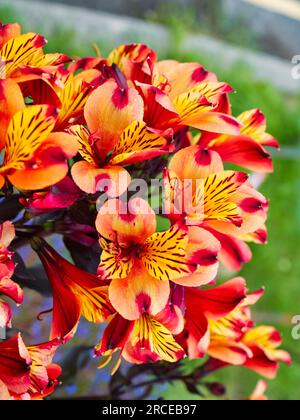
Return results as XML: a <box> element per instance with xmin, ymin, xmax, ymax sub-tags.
<box><xmin>84</xmin><ymin>79</ymin><xmax>144</xmax><ymax>158</ymax></box>
<box><xmin>190</xmin><ymin>277</ymin><xmax>246</xmax><ymax>321</ymax></box>
<box><xmin>155</xmin><ymin>60</ymin><xmax>217</xmax><ymax>100</ymax></box>
<box><xmin>68</xmin><ymin>124</ymin><xmax>97</xmax><ymax>165</ymax></box>
<box><xmin>194</xmin><ymin>171</ymin><xmax>248</xmax><ymax>227</ymax></box>
<box><xmin>173</xmin><ymin>227</ymin><xmax>220</xmax><ymax>287</ymax></box>
<box><xmin>250</xmin><ymin>380</ymin><xmax>268</xmax><ymax>401</ymax></box>
<box><xmin>98</xmin><ymin>238</ymin><xmax>134</xmax><ymax>280</ymax></box>
<box><xmin>6</xmin><ymin>130</ymin><xmax>78</xmax><ymax>190</ymax></box>
<box><xmin>135</xmin><ymin>82</ymin><xmax>179</xmax><ymax>131</ymax></box>
<box><xmin>109</xmin><ymin>262</ymin><xmax>170</xmax><ymax>320</ymax></box>
<box><xmin>42</xmin><ymin>131</ymin><xmax>79</xmax><ymax>158</ymax></box>
<box><xmin>8</xmin><ymin>164</ymin><xmax>68</xmax><ymax>192</ymax></box>
<box><xmin>184</xmin><ymin>111</ymin><xmax>242</xmax><ymax>135</ymax></box>
<box><xmin>71</xmin><ymin>160</ymin><xmax>131</xmax><ymax>195</ymax></box>
<box><xmin>0</xmin><ymin>299</ymin><xmax>12</xmax><ymax>328</ymax></box>
<box><xmin>209</xmin><ymin>183</ymin><xmax>268</xmax><ymax>237</ymax></box>
<box><xmin>168</xmin><ymin>146</ymin><xmax>224</xmax><ymax>180</ymax></box>
<box><xmin>3</xmin><ymin>105</ymin><xmax>57</xmax><ymax>172</ymax></box>
<box><xmin>0</xmin><ymin>220</ymin><xmax>15</xmax><ymax>248</ymax></box>
<box><xmin>96</xmin><ymin>198</ymin><xmax>156</xmax><ymax>245</ymax></box>
<box><xmin>0</xmin><ymin>277</ymin><xmax>23</xmax><ymax>305</ymax></box>
<box><xmin>208</xmin><ymin>340</ymin><xmax>251</xmax><ymax>366</ymax></box>
<box><xmin>206</xmin><ymin>227</ymin><xmax>252</xmax><ymax>271</ymax></box>
<box><xmin>95</xmin><ymin>313</ymin><xmax>134</xmax><ymax>357</ymax></box>
<box><xmin>0</xmin><ymin>79</ymin><xmax>25</xmax><ymax>149</ymax></box>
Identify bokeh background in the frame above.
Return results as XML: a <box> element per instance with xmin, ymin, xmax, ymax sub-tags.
<box><xmin>1</xmin><ymin>0</ymin><xmax>300</xmax><ymax>400</ymax></box>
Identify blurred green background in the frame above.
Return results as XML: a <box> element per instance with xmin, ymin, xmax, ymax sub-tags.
<box><xmin>1</xmin><ymin>0</ymin><xmax>300</xmax><ymax>400</ymax></box>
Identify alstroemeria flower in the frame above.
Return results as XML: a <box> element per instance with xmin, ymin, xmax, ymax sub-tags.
<box><xmin>96</xmin><ymin>197</ymin><xmax>220</xmax><ymax>320</ymax></box>
<box><xmin>204</xmin><ymin>287</ymin><xmax>265</xmax><ymax>366</ymax></box>
<box><xmin>69</xmin><ymin>47</ymin><xmax>240</xmax><ymax>149</ymax></box>
<box><xmin>95</xmin><ymin>285</ymin><xmax>186</xmax><ymax>371</ymax></box>
<box><xmin>179</xmin><ymin>277</ymin><xmax>247</xmax><ymax>360</ymax></box>
<box><xmin>0</xmin><ymin>31</ymin><xmax>287</xmax><ymax>396</ymax></box>
<box><xmin>242</xmin><ymin>326</ymin><xmax>291</xmax><ymax>379</ymax></box>
<box><xmin>199</xmin><ymin>109</ymin><xmax>279</xmax><ymax>173</ymax></box>
<box><xmin>70</xmin><ymin>76</ymin><xmax>173</xmax><ymax>194</ymax></box>
<box><xmin>164</xmin><ymin>146</ymin><xmax>268</xmax><ymax>268</ymax></box>
<box><xmin>138</xmin><ymin>58</ymin><xmax>241</xmax><ymax>135</ymax></box>
<box><xmin>0</xmin><ymin>334</ymin><xmax>32</xmax><ymax>400</ymax></box>
<box><xmin>0</xmin><ymin>84</ymin><xmax>78</xmax><ymax>190</ymax></box>
<box><xmin>31</xmin><ymin>237</ymin><xmax>113</xmax><ymax>343</ymax></box>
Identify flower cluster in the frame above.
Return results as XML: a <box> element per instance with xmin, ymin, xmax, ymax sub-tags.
<box><xmin>0</xmin><ymin>22</ymin><xmax>290</xmax><ymax>400</ymax></box>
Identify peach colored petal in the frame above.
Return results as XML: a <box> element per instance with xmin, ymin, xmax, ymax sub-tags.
<box><xmin>109</xmin><ymin>262</ymin><xmax>170</xmax><ymax>320</ymax></box>
<box><xmin>84</xmin><ymin>79</ymin><xmax>144</xmax><ymax>158</ymax></box>
<box><xmin>0</xmin><ymin>79</ymin><xmax>25</xmax><ymax>149</ymax></box>
<box><xmin>172</xmin><ymin>227</ymin><xmax>220</xmax><ymax>287</ymax></box>
<box><xmin>71</xmin><ymin>160</ymin><xmax>131</xmax><ymax>195</ymax></box>
<box><xmin>168</xmin><ymin>146</ymin><xmax>224</xmax><ymax>181</ymax></box>
<box><xmin>96</xmin><ymin>198</ymin><xmax>156</xmax><ymax>244</ymax></box>
<box><xmin>8</xmin><ymin>163</ymin><xmax>70</xmax><ymax>191</ymax></box>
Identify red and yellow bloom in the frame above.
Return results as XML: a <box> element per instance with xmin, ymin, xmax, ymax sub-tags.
<box><xmin>96</xmin><ymin>197</ymin><xmax>220</xmax><ymax>320</ymax></box>
<box><xmin>150</xmin><ymin>59</ymin><xmax>240</xmax><ymax>135</ymax></box>
<box><xmin>200</xmin><ymin>288</ymin><xmax>291</xmax><ymax>377</ymax></box>
<box><xmin>243</xmin><ymin>326</ymin><xmax>291</xmax><ymax>379</ymax></box>
<box><xmin>69</xmin><ymin>77</ymin><xmax>173</xmax><ymax>194</ymax></box>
